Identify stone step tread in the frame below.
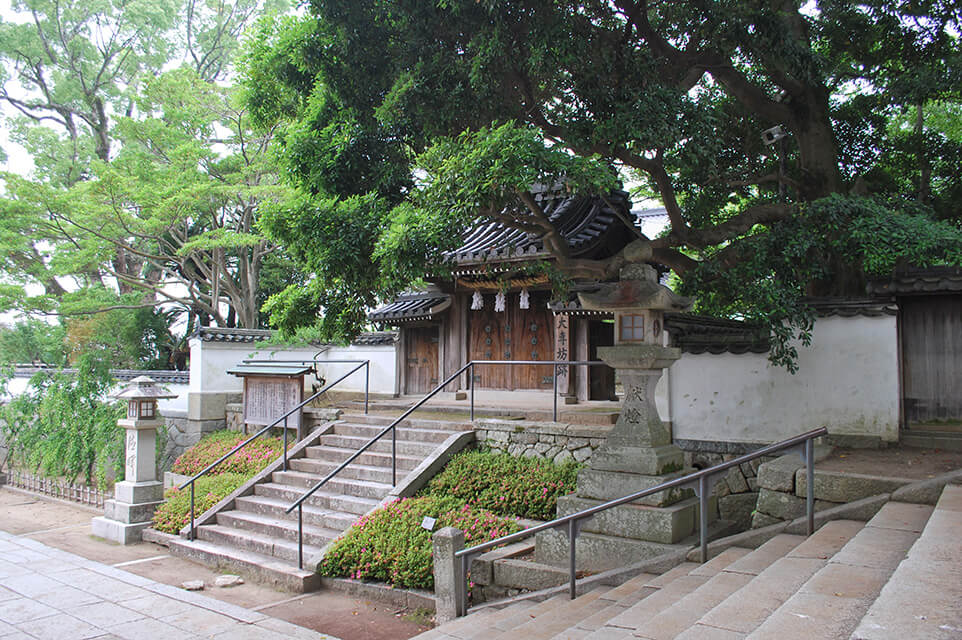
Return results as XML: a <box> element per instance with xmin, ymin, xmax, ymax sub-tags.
<box><xmin>167</xmin><ymin>537</ymin><xmax>319</xmax><ymax>593</ymax></box>
<box><xmin>595</xmin><ymin>547</ymin><xmax>758</xmax><ymax>636</ymax></box>
<box><xmin>234</xmin><ymin>494</ymin><xmax>357</xmax><ymax>528</ymax></box>
<box><xmin>272</xmin><ymin>469</ymin><xmax>395</xmax><ymax>495</ymax></box>
<box><xmin>487</xmin><ymin>594</ymin><xmax>572</xmax><ymax>633</ymax></box>
<box><xmin>696</xmin><ymin>520</ymin><xmax>866</xmax><ymax>636</ymax></box>
<box><xmin>335</xmin><ymin>422</ymin><xmax>462</xmax><ymax>437</ymax></box>
<box><xmin>254</xmin><ymin>482</ymin><xmax>380</xmax><ymax>510</ymax></box>
<box><xmin>849</xmin><ymin>486</ymin><xmax>962</xmax><ymax>640</ymax></box>
<box><xmin>197</xmin><ymin>523</ymin><xmax>326</xmax><ymax>562</ymax></box>
<box><xmin>288</xmin><ymin>457</ymin><xmax>400</xmax><ymax>477</ymax></box>
<box><xmin>341</xmin><ymin>412</ymin><xmax>473</xmax><ymax>428</ymax></box>
<box><xmin>216</xmin><ymin>509</ymin><xmax>343</xmax><ymax>542</ymax></box>
<box><xmin>486</xmin><ymin>587</ymin><xmax>614</xmax><ymax>640</ymax></box>
<box><xmin>721</xmin><ymin>534</ymin><xmax>806</xmax><ymax>576</ymax></box>
<box><xmin>745</xmin><ymin>506</ymin><xmax>926</xmax><ymax>640</ymax></box>
<box><xmin>304</xmin><ymin>445</ymin><xmax>422</xmax><ymax>467</ymax></box>
<box><xmin>438</xmin><ymin>601</ymin><xmax>536</xmax><ymax>639</ymax></box>
<box><xmin>596</xmin><ymin>572</ymin><xmax>658</xmax><ymax>602</ymax></box>
<box><xmin>319</xmin><ymin>434</ymin><xmax>438</xmax><ymax>454</ymax></box>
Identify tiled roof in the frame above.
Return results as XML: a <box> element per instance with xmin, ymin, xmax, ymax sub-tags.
<box><xmin>193</xmin><ymin>327</ymin><xmax>397</xmax><ymax>346</ymax></box>
<box><xmin>867</xmin><ymin>266</ymin><xmax>962</xmax><ymax>295</ymax></box>
<box><xmin>368</xmin><ymin>293</ymin><xmax>452</xmax><ymax>324</ymax></box>
<box><xmin>664</xmin><ymin>313</ymin><xmax>770</xmax><ymax>355</ymax></box>
<box><xmin>12</xmin><ymin>366</ymin><xmax>189</xmax><ymax>384</ymax></box>
<box><xmin>447</xmin><ymin>190</ymin><xmax>633</xmax><ymax>269</ymax></box>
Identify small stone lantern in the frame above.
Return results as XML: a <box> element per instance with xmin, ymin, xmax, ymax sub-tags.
<box><xmin>91</xmin><ymin>376</ymin><xmax>176</xmax><ymax>544</ymax></box>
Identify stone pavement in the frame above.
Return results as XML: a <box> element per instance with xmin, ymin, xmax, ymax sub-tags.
<box><xmin>0</xmin><ymin>529</ymin><xmax>339</xmax><ymax>640</ymax></box>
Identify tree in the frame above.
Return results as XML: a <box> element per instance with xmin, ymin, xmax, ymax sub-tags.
<box><xmin>0</xmin><ymin>0</ymin><xmax>298</xmax><ymax>333</ymax></box>
<box><xmin>245</xmin><ymin>0</ymin><xmax>962</xmax><ymax>364</ymax></box>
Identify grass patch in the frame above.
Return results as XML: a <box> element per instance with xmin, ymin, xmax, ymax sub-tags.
<box><xmin>421</xmin><ymin>449</ymin><xmax>580</xmax><ymax>520</ymax></box>
<box><xmin>319</xmin><ymin>495</ymin><xmax>522</xmax><ymax>589</ymax></box>
<box><xmin>152</xmin><ymin>472</ymin><xmax>249</xmax><ymax>534</ymax></box>
<box><xmin>171</xmin><ymin>430</ymin><xmax>284</xmax><ymax>476</ymax></box>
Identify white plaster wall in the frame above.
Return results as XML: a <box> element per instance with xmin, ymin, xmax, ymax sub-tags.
<box><xmin>665</xmin><ymin>315</ymin><xmax>899</xmax><ymax>444</ymax></box>
<box><xmin>188</xmin><ymin>339</ymin><xmax>397</xmax><ymax>396</ymax></box>
<box><xmin>2</xmin><ymin>378</ymin><xmax>188</xmax><ymax>414</ymax></box>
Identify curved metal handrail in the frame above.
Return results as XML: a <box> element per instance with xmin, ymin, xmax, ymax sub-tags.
<box><xmin>449</xmin><ymin>426</ymin><xmax>828</xmax><ymax>615</ymax></box>
<box><xmin>179</xmin><ymin>360</ymin><xmax>369</xmax><ymax>541</ymax></box>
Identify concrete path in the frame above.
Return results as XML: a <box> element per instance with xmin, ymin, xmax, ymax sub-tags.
<box><xmin>0</xmin><ymin>528</ymin><xmax>339</xmax><ymax>640</ymax></box>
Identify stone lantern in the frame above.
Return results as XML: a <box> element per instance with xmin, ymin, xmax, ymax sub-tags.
<box><xmin>92</xmin><ymin>376</ymin><xmax>176</xmax><ymax>544</ymax></box>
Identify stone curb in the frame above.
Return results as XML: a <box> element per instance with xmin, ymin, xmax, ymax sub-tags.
<box><xmin>318</xmin><ymin>576</ymin><xmax>435</xmax><ymax>612</ymax></box>
<box><xmin>142</xmin><ymin>527</ymin><xmax>178</xmax><ymax>546</ymax></box>
<box><xmin>890</xmin><ymin>468</ymin><xmax>962</xmax><ymax>505</ymax></box>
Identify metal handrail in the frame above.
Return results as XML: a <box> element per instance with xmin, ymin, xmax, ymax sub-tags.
<box><xmin>283</xmin><ymin>359</ymin><xmax>611</xmax><ymax>569</ymax></box>
<box><xmin>179</xmin><ymin>360</ymin><xmax>370</xmax><ymax>541</ymax></box>
<box><xmin>450</xmin><ymin>426</ymin><xmax>828</xmax><ymax>615</ymax></box>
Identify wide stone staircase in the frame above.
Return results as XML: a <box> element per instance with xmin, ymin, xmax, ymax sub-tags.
<box><xmin>168</xmin><ymin>411</ymin><xmax>472</xmax><ymax>591</ymax></box>
<box><xmin>417</xmin><ymin>485</ymin><xmax>962</xmax><ymax>639</ymax></box>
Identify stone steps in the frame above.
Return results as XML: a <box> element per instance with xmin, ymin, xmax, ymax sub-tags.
<box><xmin>168</xmin><ymin>412</ymin><xmax>472</xmax><ymax>592</ymax></box>
<box><xmin>420</xmin><ymin>490</ymin><xmax>958</xmax><ymax>640</ymax></box>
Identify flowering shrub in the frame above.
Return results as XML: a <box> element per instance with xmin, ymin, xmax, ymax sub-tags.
<box><xmin>319</xmin><ymin>496</ymin><xmax>522</xmax><ymax>589</ymax></box>
<box><xmin>171</xmin><ymin>430</ymin><xmax>284</xmax><ymax>476</ymax></box>
<box><xmin>151</xmin><ymin>473</ymin><xmax>249</xmax><ymax>534</ymax></box>
<box><xmin>423</xmin><ymin>450</ymin><xmax>580</xmax><ymax>520</ymax></box>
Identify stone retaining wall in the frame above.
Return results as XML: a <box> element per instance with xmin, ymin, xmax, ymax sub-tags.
<box><xmin>751</xmin><ymin>453</ymin><xmax>916</xmax><ymax>527</ymax></box>
<box><xmin>160</xmin><ymin>410</ymin><xmax>223</xmax><ymax>472</ymax></box>
<box><xmin>473</xmin><ymin>419</ymin><xmax>612</xmax><ymax>465</ymax></box>
<box><xmin>682</xmin><ymin>450</ymin><xmax>770</xmax><ymax>531</ymax></box>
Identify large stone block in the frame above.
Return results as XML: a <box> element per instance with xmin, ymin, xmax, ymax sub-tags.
<box><xmin>718</xmin><ymin>492</ymin><xmax>758</xmax><ymax>530</ymax></box>
<box><xmin>755</xmin><ymin>487</ymin><xmax>808</xmax><ymax>521</ymax></box>
<box><xmin>756</xmin><ymin>454</ymin><xmax>803</xmax><ymax>492</ymax></box>
<box><xmin>796</xmin><ymin>470</ymin><xmax>913</xmax><ymax>503</ymax></box>
<box><xmin>103</xmin><ymin>499</ymin><xmax>163</xmax><ymax>524</ymax></box>
<box><xmin>91</xmin><ymin>516</ymin><xmax>152</xmax><ymax>544</ymax></box>
<box><xmin>554</xmin><ymin>494</ymin><xmax>704</xmax><ymax>544</ymax></box>
<box><xmin>534</xmin><ymin>528</ymin><xmax>682</xmax><ymax>572</ymax></box>
<box><xmin>588</xmin><ymin>443</ymin><xmax>685</xmax><ymax>476</ymax></box>
<box><xmin>575</xmin><ymin>468</ymin><xmax>692</xmax><ymax>506</ymax></box>
<box><xmin>113</xmin><ymin>480</ymin><xmax>163</xmax><ymax>504</ymax></box>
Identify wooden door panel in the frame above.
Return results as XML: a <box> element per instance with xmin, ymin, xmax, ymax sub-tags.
<box><xmin>902</xmin><ymin>295</ymin><xmax>962</xmax><ymax>424</ymax></box>
<box><xmin>405</xmin><ymin>327</ymin><xmax>439</xmax><ymax>394</ymax></box>
<box><xmin>469</xmin><ymin>301</ymin><xmax>509</xmax><ymax>389</ymax></box>
<box><xmin>512</xmin><ymin>299</ymin><xmax>554</xmax><ymax>390</ymax></box>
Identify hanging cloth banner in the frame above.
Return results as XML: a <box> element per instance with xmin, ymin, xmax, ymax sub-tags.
<box><xmin>471</xmin><ymin>291</ymin><xmax>483</xmax><ymax>310</ymax></box>
<box><xmin>494</xmin><ymin>291</ymin><xmax>506</xmax><ymax>312</ymax></box>
<box><xmin>519</xmin><ymin>288</ymin><xmax>530</xmax><ymax>310</ymax></box>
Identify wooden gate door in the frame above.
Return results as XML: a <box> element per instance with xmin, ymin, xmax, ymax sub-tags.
<box><xmin>901</xmin><ymin>295</ymin><xmax>962</xmax><ymax>425</ymax></box>
<box><xmin>469</xmin><ymin>302</ymin><xmax>510</xmax><ymax>389</ymax></box>
<box><xmin>469</xmin><ymin>293</ymin><xmax>554</xmax><ymax>390</ymax></box>
<box><xmin>405</xmin><ymin>326</ymin><xmax>439</xmax><ymax>395</ymax></box>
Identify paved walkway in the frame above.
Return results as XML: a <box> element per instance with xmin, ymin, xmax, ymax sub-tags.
<box><xmin>0</xmin><ymin>530</ymin><xmax>339</xmax><ymax>640</ymax></box>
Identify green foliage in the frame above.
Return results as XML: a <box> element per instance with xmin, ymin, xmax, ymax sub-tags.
<box><xmin>684</xmin><ymin>195</ymin><xmax>962</xmax><ymax>371</ymax></box>
<box><xmin>152</xmin><ymin>473</ymin><xmax>250</xmax><ymax>534</ymax></box>
<box><xmin>2</xmin><ymin>355</ymin><xmax>125</xmax><ymax>486</ymax></box>
<box><xmin>171</xmin><ymin>429</ymin><xmax>285</xmax><ymax>476</ymax></box>
<box><xmin>318</xmin><ymin>496</ymin><xmax>522</xmax><ymax>589</ymax></box>
<box><xmin>422</xmin><ymin>449</ymin><xmax>580</xmax><ymax>520</ymax></box>
<box><xmin>0</xmin><ymin>320</ymin><xmax>68</xmax><ymax>366</ymax></box>
<box><xmin>65</xmin><ymin>306</ymin><xmax>176</xmax><ymax>370</ymax></box>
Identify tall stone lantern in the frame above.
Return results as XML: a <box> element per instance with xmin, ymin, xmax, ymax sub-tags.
<box><xmin>92</xmin><ymin>376</ymin><xmax>175</xmax><ymax>544</ymax></box>
<box><xmin>578</xmin><ymin>263</ymin><xmax>692</xmax><ymax>481</ymax></box>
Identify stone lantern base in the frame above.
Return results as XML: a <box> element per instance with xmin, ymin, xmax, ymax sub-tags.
<box><xmin>92</xmin><ymin>481</ymin><xmax>164</xmax><ymax>544</ymax></box>
<box><xmin>535</xmin><ymin>343</ymin><xmax>715</xmax><ymax>571</ymax></box>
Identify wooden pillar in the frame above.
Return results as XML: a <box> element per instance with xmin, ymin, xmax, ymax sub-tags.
<box><xmin>554</xmin><ymin>313</ymin><xmax>574</xmax><ymax>399</ymax></box>
<box><xmin>575</xmin><ymin>317</ymin><xmax>590</xmax><ymax>402</ymax></box>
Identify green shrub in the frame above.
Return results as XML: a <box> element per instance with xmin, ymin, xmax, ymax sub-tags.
<box><xmin>171</xmin><ymin>430</ymin><xmax>284</xmax><ymax>476</ymax></box>
<box><xmin>319</xmin><ymin>496</ymin><xmax>522</xmax><ymax>589</ymax></box>
<box><xmin>422</xmin><ymin>449</ymin><xmax>580</xmax><ymax>520</ymax></box>
<box><xmin>151</xmin><ymin>473</ymin><xmax>249</xmax><ymax>534</ymax></box>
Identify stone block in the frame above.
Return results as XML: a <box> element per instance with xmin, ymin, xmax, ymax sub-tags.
<box><xmin>188</xmin><ymin>391</ymin><xmax>233</xmax><ymax>421</ymax></box>
<box><xmin>891</xmin><ymin>470</ymin><xmax>962</xmax><ymax>505</ymax></box>
<box><xmin>589</xmin><ymin>443</ymin><xmax>685</xmax><ymax>476</ymax></box>
<box><xmin>113</xmin><ymin>480</ymin><xmax>163</xmax><ymax>504</ymax></box>
<box><xmin>719</xmin><ymin>493</ymin><xmax>758</xmax><ymax>530</ymax></box>
<box><xmin>751</xmin><ymin>511</ymin><xmax>783</xmax><ymax>529</ymax></box>
<box><xmin>726</xmin><ymin>467</ymin><xmax>750</xmax><ymax>494</ymax></box>
<box><xmin>534</xmin><ymin>528</ymin><xmax>682</xmax><ymax>572</ymax></box>
<box><xmin>576</xmin><ymin>468</ymin><xmax>691</xmax><ymax>506</ymax></box>
<box><xmin>756</xmin><ymin>488</ymin><xmax>808</xmax><ymax>521</ymax></box>
<box><xmin>796</xmin><ymin>470</ymin><xmax>913</xmax><ymax>503</ymax></box>
<box><xmin>756</xmin><ymin>455</ymin><xmax>803</xmax><ymax>492</ymax></box>
<box><xmin>432</xmin><ymin>527</ymin><xmax>465</xmax><ymax>624</ymax></box>
<box><xmin>103</xmin><ymin>499</ymin><xmax>163</xmax><ymax>524</ymax></box>
<box><xmin>91</xmin><ymin>516</ymin><xmax>152</xmax><ymax>544</ymax></box>
<box><xmin>492</xmin><ymin>558</ymin><xmax>569</xmax><ymax>590</ymax></box>
<box><xmin>554</xmin><ymin>494</ymin><xmax>703</xmax><ymax>544</ymax></box>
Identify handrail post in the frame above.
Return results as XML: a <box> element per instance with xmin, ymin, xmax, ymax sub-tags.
<box><xmin>699</xmin><ymin>474</ymin><xmax>709</xmax><ymax>563</ymax></box>
<box><xmin>364</xmin><ymin>361</ymin><xmax>370</xmax><ymax>415</ymax></box>
<box><xmin>553</xmin><ymin>365</ymin><xmax>559</xmax><ymax>422</ymax></box>
<box><xmin>189</xmin><ymin>481</ymin><xmax>195</xmax><ymax>541</ymax></box>
<box><xmin>469</xmin><ymin>363</ymin><xmax>475</xmax><ymax>421</ymax></box>
<box><xmin>568</xmin><ymin>519</ymin><xmax>577</xmax><ymax>599</ymax></box>
<box><xmin>283</xmin><ymin>417</ymin><xmax>288</xmax><ymax>472</ymax></box>
<box><xmin>298</xmin><ymin>504</ymin><xmax>304</xmax><ymax>569</ymax></box>
<box><xmin>392</xmin><ymin>425</ymin><xmax>397</xmax><ymax>486</ymax></box>
<box><xmin>805</xmin><ymin>438</ymin><xmax>815</xmax><ymax>535</ymax></box>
